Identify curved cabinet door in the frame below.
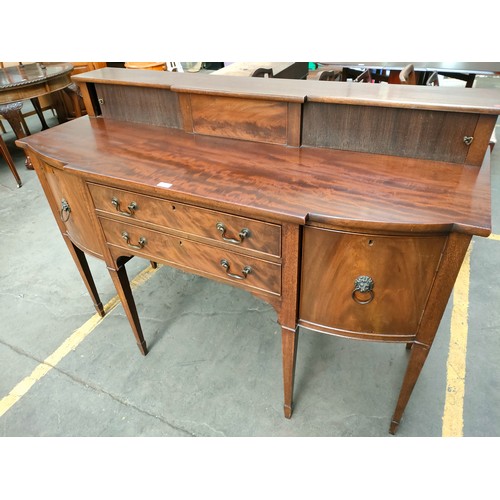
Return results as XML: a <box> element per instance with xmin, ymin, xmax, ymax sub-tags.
<box><xmin>39</xmin><ymin>160</ymin><xmax>104</xmax><ymax>259</ymax></box>
<box><xmin>299</xmin><ymin>226</ymin><xmax>447</xmax><ymax>341</ymax></box>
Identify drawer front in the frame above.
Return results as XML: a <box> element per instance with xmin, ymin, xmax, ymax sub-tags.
<box><xmin>99</xmin><ymin>217</ymin><xmax>281</xmax><ymax>296</ymax></box>
<box><xmin>299</xmin><ymin>227</ymin><xmax>447</xmax><ymax>338</ymax></box>
<box><xmin>88</xmin><ymin>183</ymin><xmax>281</xmax><ymax>258</ymax></box>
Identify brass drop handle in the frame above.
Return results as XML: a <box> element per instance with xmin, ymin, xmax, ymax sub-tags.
<box><xmin>352</xmin><ymin>275</ymin><xmax>374</xmax><ymax>305</ymax></box>
<box><xmin>111</xmin><ymin>197</ymin><xmax>138</xmax><ymax>217</ymax></box>
<box><xmin>60</xmin><ymin>198</ymin><xmax>71</xmax><ymax>222</ymax></box>
<box><xmin>121</xmin><ymin>231</ymin><xmax>147</xmax><ymax>250</ymax></box>
<box><xmin>216</xmin><ymin>222</ymin><xmax>250</xmax><ymax>244</ymax></box>
<box><xmin>220</xmin><ymin>259</ymin><xmax>252</xmax><ymax>280</ymax></box>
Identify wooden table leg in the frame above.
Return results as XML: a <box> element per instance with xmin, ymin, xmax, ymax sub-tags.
<box><xmin>389</xmin><ymin>342</ymin><xmax>430</xmax><ymax>434</ymax></box>
<box><xmin>63</xmin><ymin>237</ymin><xmax>105</xmax><ymax>317</ymax></box>
<box><xmin>30</xmin><ymin>97</ymin><xmax>50</xmax><ymax>130</ymax></box>
<box><xmin>51</xmin><ymin>90</ymin><xmax>69</xmax><ymax>124</ymax></box>
<box><xmin>282</xmin><ymin>326</ymin><xmax>299</xmax><ymax>418</ymax></box>
<box><xmin>108</xmin><ymin>259</ymin><xmax>148</xmax><ymax>356</ymax></box>
<box><xmin>0</xmin><ymin>135</ymin><xmax>22</xmax><ymax>187</ymax></box>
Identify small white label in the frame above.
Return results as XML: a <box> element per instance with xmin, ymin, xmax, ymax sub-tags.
<box><xmin>157</xmin><ymin>182</ymin><xmax>173</xmax><ymax>188</ymax></box>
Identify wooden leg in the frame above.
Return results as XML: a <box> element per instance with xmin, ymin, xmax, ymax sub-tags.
<box><xmin>64</xmin><ymin>238</ymin><xmax>105</xmax><ymax>317</ymax></box>
<box><xmin>150</xmin><ymin>261</ymin><xmax>158</xmax><ymax>269</ymax></box>
<box><xmin>282</xmin><ymin>326</ymin><xmax>299</xmax><ymax>418</ymax></box>
<box><xmin>389</xmin><ymin>343</ymin><xmax>430</xmax><ymax>434</ymax></box>
<box><xmin>1</xmin><ymin>106</ymin><xmax>27</xmax><ymax>139</ymax></box>
<box><xmin>30</xmin><ymin>98</ymin><xmax>50</xmax><ymax>130</ymax></box>
<box><xmin>0</xmin><ymin>136</ymin><xmax>22</xmax><ymax>187</ymax></box>
<box><xmin>51</xmin><ymin>91</ymin><xmax>69</xmax><ymax>124</ymax></box>
<box><xmin>108</xmin><ymin>261</ymin><xmax>148</xmax><ymax>356</ymax></box>
<box><xmin>405</xmin><ymin>342</ymin><xmax>413</xmax><ymax>351</ymax></box>
<box><xmin>0</xmin><ymin>106</ymin><xmax>33</xmax><ymax>170</ymax></box>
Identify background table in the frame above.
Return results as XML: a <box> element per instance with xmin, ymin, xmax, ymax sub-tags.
<box><xmin>0</xmin><ymin>62</ymin><xmax>73</xmax><ymax>138</ymax></box>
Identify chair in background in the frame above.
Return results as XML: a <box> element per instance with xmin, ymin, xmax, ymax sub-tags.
<box><xmin>399</xmin><ymin>64</ymin><xmax>417</xmax><ymax>85</ymax></box>
<box><xmin>59</xmin><ymin>63</ymin><xmax>107</xmax><ymax>119</ymax></box>
<box><xmin>0</xmin><ymin>134</ymin><xmax>22</xmax><ymax>187</ymax></box>
<box><xmin>62</xmin><ymin>83</ymin><xmax>85</xmax><ymax>119</ymax></box>
<box><xmin>426</xmin><ymin>71</ymin><xmax>440</xmax><ymax>86</ymax></box>
<box><xmin>252</xmin><ymin>67</ymin><xmax>273</xmax><ymax>78</ymax></box>
<box><xmin>314</xmin><ymin>69</ymin><xmax>342</xmax><ymax>81</ymax></box>
<box><xmin>309</xmin><ymin>65</ymin><xmax>370</xmax><ymax>83</ymax></box>
<box><xmin>353</xmin><ymin>68</ymin><xmax>372</xmax><ymax>83</ymax></box>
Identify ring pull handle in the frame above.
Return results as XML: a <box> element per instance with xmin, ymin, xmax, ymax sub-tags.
<box><xmin>216</xmin><ymin>222</ymin><xmax>250</xmax><ymax>244</ymax></box>
<box><xmin>220</xmin><ymin>259</ymin><xmax>252</xmax><ymax>280</ymax></box>
<box><xmin>463</xmin><ymin>136</ymin><xmax>474</xmax><ymax>146</ymax></box>
<box><xmin>121</xmin><ymin>231</ymin><xmax>147</xmax><ymax>250</ymax></box>
<box><xmin>60</xmin><ymin>198</ymin><xmax>71</xmax><ymax>222</ymax></box>
<box><xmin>352</xmin><ymin>275</ymin><xmax>374</xmax><ymax>305</ymax></box>
<box><xmin>111</xmin><ymin>197</ymin><xmax>138</xmax><ymax>217</ymax></box>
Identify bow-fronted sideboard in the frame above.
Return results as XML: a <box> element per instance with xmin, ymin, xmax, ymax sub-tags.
<box><xmin>17</xmin><ymin>68</ymin><xmax>500</xmax><ymax>433</ymax></box>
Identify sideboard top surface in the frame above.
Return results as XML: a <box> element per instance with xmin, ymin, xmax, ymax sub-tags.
<box><xmin>17</xmin><ymin>116</ymin><xmax>491</xmax><ymax>235</ymax></box>
<box><xmin>72</xmin><ymin>67</ymin><xmax>500</xmax><ymax>113</ymax></box>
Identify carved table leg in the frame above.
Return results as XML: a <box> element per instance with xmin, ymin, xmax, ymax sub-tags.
<box><xmin>108</xmin><ymin>260</ymin><xmax>148</xmax><ymax>356</ymax></box>
<box><xmin>389</xmin><ymin>342</ymin><xmax>430</xmax><ymax>434</ymax></box>
<box><xmin>63</xmin><ymin>237</ymin><xmax>105</xmax><ymax>317</ymax></box>
<box><xmin>0</xmin><ymin>103</ymin><xmax>33</xmax><ymax>169</ymax></box>
<box><xmin>282</xmin><ymin>326</ymin><xmax>299</xmax><ymax>418</ymax></box>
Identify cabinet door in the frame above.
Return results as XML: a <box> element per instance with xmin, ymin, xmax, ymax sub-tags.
<box><xmin>299</xmin><ymin>227</ymin><xmax>447</xmax><ymax>340</ymax></box>
<box><xmin>40</xmin><ymin>161</ymin><xmax>104</xmax><ymax>258</ymax></box>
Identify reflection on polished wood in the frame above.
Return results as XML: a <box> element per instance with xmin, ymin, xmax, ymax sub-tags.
<box><xmin>0</xmin><ymin>62</ymin><xmax>73</xmax><ymax>169</ymax></box>
<box><xmin>0</xmin><ymin>62</ymin><xmax>73</xmax><ymax>105</ymax></box>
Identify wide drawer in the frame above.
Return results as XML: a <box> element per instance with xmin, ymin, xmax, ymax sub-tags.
<box><xmin>99</xmin><ymin>217</ymin><xmax>281</xmax><ymax>296</ymax></box>
<box><xmin>88</xmin><ymin>183</ymin><xmax>281</xmax><ymax>258</ymax></box>
<box><xmin>299</xmin><ymin>226</ymin><xmax>447</xmax><ymax>339</ymax></box>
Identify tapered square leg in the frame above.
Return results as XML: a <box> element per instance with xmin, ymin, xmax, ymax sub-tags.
<box><xmin>282</xmin><ymin>326</ymin><xmax>299</xmax><ymax>418</ymax></box>
<box><xmin>108</xmin><ymin>262</ymin><xmax>148</xmax><ymax>356</ymax></box>
<box><xmin>64</xmin><ymin>238</ymin><xmax>105</xmax><ymax>317</ymax></box>
<box><xmin>390</xmin><ymin>343</ymin><xmax>430</xmax><ymax>434</ymax></box>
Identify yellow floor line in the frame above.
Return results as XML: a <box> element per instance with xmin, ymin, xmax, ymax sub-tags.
<box><xmin>0</xmin><ymin>264</ymin><xmax>159</xmax><ymax>419</ymax></box>
<box><xmin>442</xmin><ymin>243</ymin><xmax>472</xmax><ymax>437</ymax></box>
<box><xmin>487</xmin><ymin>233</ymin><xmax>500</xmax><ymax>241</ymax></box>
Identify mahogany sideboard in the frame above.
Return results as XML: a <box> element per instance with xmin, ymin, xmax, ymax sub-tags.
<box><xmin>17</xmin><ymin>68</ymin><xmax>500</xmax><ymax>434</ymax></box>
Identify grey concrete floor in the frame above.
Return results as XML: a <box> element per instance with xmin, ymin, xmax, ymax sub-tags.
<box><xmin>1</xmin><ymin>78</ymin><xmax>500</xmax><ymax>440</ymax></box>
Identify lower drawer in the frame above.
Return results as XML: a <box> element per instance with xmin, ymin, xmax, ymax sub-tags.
<box><xmin>99</xmin><ymin>217</ymin><xmax>281</xmax><ymax>296</ymax></box>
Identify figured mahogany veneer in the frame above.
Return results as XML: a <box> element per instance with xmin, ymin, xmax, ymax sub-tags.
<box><xmin>17</xmin><ymin>68</ymin><xmax>500</xmax><ymax>434</ymax></box>
<box><xmin>88</xmin><ymin>183</ymin><xmax>282</xmax><ymax>259</ymax></box>
<box><xmin>299</xmin><ymin>227</ymin><xmax>448</xmax><ymax>340</ymax></box>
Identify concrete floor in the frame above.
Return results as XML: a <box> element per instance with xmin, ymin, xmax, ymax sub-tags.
<box><xmin>1</xmin><ymin>76</ymin><xmax>499</xmax><ymax>439</ymax></box>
